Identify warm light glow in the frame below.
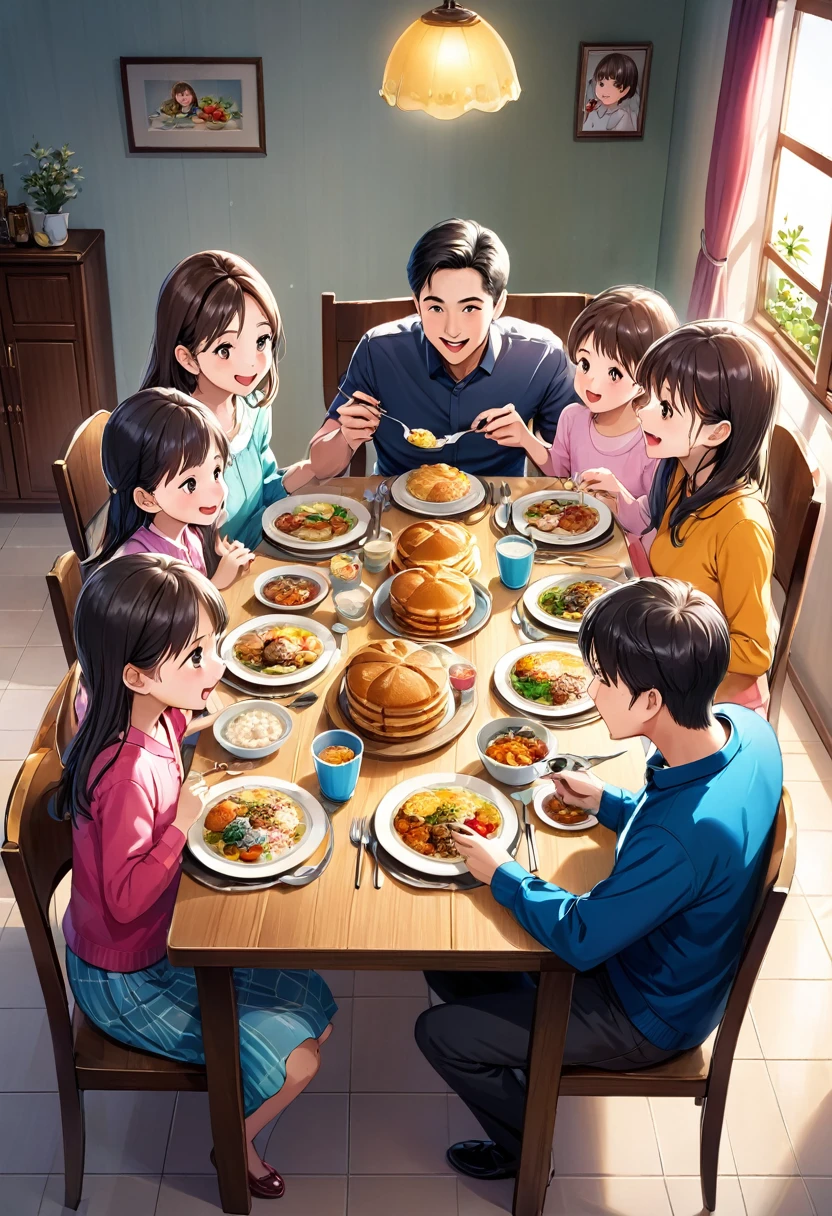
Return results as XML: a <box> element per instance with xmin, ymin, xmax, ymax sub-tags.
<box><xmin>380</xmin><ymin>8</ymin><xmax>521</xmax><ymax>121</ymax></box>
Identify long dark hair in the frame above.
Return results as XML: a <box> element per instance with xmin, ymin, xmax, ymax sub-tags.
<box><xmin>141</xmin><ymin>250</ymin><xmax>283</xmax><ymax>406</ymax></box>
<box><xmin>640</xmin><ymin>321</ymin><xmax>778</xmax><ymax>544</ymax></box>
<box><xmin>55</xmin><ymin>554</ymin><xmax>228</xmax><ymax>825</ymax></box>
<box><xmin>87</xmin><ymin>388</ymin><xmax>229</xmax><ymax>577</ymax></box>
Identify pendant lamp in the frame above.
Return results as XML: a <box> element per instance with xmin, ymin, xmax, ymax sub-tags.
<box><xmin>380</xmin><ymin>0</ymin><xmax>521</xmax><ymax>121</ymax></box>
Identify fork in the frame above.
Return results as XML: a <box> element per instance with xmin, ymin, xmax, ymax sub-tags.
<box><xmin>363</xmin><ymin>821</ymin><xmax>383</xmax><ymax>888</ymax></box>
<box><xmin>377</xmin><ymin>413</ymin><xmax>471</xmax><ymax>449</ymax></box>
<box><xmin>350</xmin><ymin>816</ymin><xmax>366</xmax><ymax>889</ymax></box>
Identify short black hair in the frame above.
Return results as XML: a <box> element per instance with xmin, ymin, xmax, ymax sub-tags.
<box><xmin>594</xmin><ymin>52</ymin><xmax>639</xmax><ymax>101</ymax></box>
<box><xmin>407</xmin><ymin>218</ymin><xmax>509</xmax><ymax>303</ymax></box>
<box><xmin>578</xmin><ymin>577</ymin><xmax>730</xmax><ymax>729</ymax></box>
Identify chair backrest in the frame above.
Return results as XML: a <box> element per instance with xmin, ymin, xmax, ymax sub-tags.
<box><xmin>46</xmin><ymin>551</ymin><xmax>82</xmax><ymax>667</ymax></box>
<box><xmin>766</xmin><ymin>424</ymin><xmax>824</xmax><ymax>729</ymax></box>
<box><xmin>52</xmin><ymin>410</ymin><xmax>111</xmax><ymax>561</ymax></box>
<box><xmin>707</xmin><ymin>792</ymin><xmax>795</xmax><ymax>1087</ymax></box>
<box><xmin>321</xmin><ymin>292</ymin><xmax>592</xmax><ymax>474</ymax></box>
<box><xmin>56</xmin><ymin>664</ymin><xmax>81</xmax><ymax>761</ymax></box>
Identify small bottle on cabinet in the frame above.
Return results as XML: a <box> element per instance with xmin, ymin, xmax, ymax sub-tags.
<box><xmin>0</xmin><ymin>175</ymin><xmax>10</xmax><ymax>244</ymax></box>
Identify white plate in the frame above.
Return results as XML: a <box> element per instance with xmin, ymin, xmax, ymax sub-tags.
<box><xmin>532</xmin><ymin>783</ymin><xmax>598</xmax><ymax>832</ymax></box>
<box><xmin>262</xmin><ymin>494</ymin><xmax>369</xmax><ymax>551</ymax></box>
<box><xmin>512</xmin><ymin>490</ymin><xmax>612</xmax><ymax>546</ymax></box>
<box><xmin>373</xmin><ymin>573</ymin><xmax>492</xmax><ymax>643</ymax></box>
<box><xmin>391</xmin><ymin>471</ymin><xmax>484</xmax><ymax>517</ymax></box>
<box><xmin>253</xmin><ymin>566</ymin><xmax>330</xmax><ymax>612</ymax></box>
<box><xmin>187</xmin><ymin>775</ymin><xmax>328</xmax><ymax>878</ymax></box>
<box><xmin>374</xmin><ymin>772</ymin><xmax>518</xmax><ymax>877</ymax></box>
<box><xmin>523</xmin><ymin>574</ymin><xmax>621</xmax><ymax>633</ymax></box>
<box><xmin>221</xmin><ymin>614</ymin><xmax>336</xmax><ymax>687</ymax></box>
<box><xmin>493</xmin><ymin>640</ymin><xmax>593</xmax><ymax>719</ymax></box>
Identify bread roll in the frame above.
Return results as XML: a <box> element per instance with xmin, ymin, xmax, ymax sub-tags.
<box><xmin>406</xmin><ymin>463</ymin><xmax>470</xmax><ymax>503</ymax></box>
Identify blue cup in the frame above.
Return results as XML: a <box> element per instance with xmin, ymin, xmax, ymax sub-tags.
<box><xmin>312</xmin><ymin>729</ymin><xmax>364</xmax><ymax>802</ymax></box>
<box><xmin>496</xmin><ymin>534</ymin><xmax>536</xmax><ymax>589</ymax></box>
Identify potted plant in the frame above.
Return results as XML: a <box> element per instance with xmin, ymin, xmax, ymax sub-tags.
<box><xmin>18</xmin><ymin>141</ymin><xmax>83</xmax><ymax>247</ymax></box>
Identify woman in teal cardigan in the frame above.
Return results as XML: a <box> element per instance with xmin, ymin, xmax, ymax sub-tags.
<box><xmin>142</xmin><ymin>250</ymin><xmax>319</xmax><ymax>549</ymax></box>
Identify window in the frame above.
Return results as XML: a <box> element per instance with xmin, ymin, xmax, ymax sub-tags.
<box><xmin>756</xmin><ymin>0</ymin><xmax>832</xmax><ymax>407</ymax></box>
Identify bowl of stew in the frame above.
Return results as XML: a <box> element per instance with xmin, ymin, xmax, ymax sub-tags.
<box><xmin>253</xmin><ymin>566</ymin><xmax>330</xmax><ymax>612</ymax></box>
<box><xmin>475</xmin><ymin>717</ymin><xmax>556</xmax><ymax>786</ymax></box>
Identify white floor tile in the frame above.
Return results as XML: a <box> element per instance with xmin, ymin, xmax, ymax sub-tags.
<box><xmin>725</xmin><ymin>1061</ymin><xmax>798</xmax><ymax>1174</ymax></box>
<box><xmin>0</xmin><ymin>1092</ymin><xmax>60</xmax><ymax>1172</ymax></box>
<box><xmin>0</xmin><ymin>688</ymin><xmax>55</xmax><ymax>730</ymax></box>
<box><xmin>778</xmin><ymin>683</ymin><xmax>820</xmax><ymax>743</ymax></box>
<box><xmin>0</xmin><ymin>1174</ymin><xmax>47</xmax><ymax>1216</ymax></box>
<box><xmin>767</xmin><ymin>1060</ymin><xmax>832</xmax><ymax>1177</ymax></box>
<box><xmin>309</xmin><ymin>998</ymin><xmax>352</xmax><ymax>1093</ymax></box>
<box><xmin>259</xmin><ymin>1093</ymin><xmax>349</xmax><ymax>1174</ymax></box>
<box><xmin>0</xmin><ymin>757</ymin><xmax>21</xmax><ymax>811</ymax></box>
<box><xmin>353</xmin><ymin>971</ymin><xmax>430</xmax><ymax>997</ymax></box>
<box><xmin>804</xmin><ymin>1177</ymin><xmax>832</xmax><ymax>1212</ymax></box>
<box><xmin>543</xmin><ymin>1176</ymin><xmax>672</xmax><ymax>1215</ymax></box>
<box><xmin>457</xmin><ymin>1177</ymin><xmax>515</xmax><ymax>1214</ymax></box>
<box><xmin>782</xmin><ymin>744</ymin><xmax>832</xmax><ymax>784</ymax></box>
<box><xmin>28</xmin><ymin>612</ymin><xmax>63</xmax><ymax>647</ymax></box>
<box><xmin>348</xmin><ymin>1175</ymin><xmax>457</xmax><ymax>1215</ymax></box>
<box><xmin>0</xmin><ymin>920</ymin><xmax>46</xmax><ymax>1007</ymax></box>
<box><xmin>9</xmin><ymin>647</ymin><xmax>66</xmax><ymax>691</ymax></box>
<box><xmin>319</xmin><ymin>969</ymin><xmax>355</xmax><ymax>998</ymax></box>
<box><xmin>0</xmin><ymin>647</ymin><xmax>22</xmax><ymax>691</ymax></box>
<box><xmin>4</xmin><ymin>525</ymin><xmax>69</xmax><ymax>549</ymax></box>
<box><xmin>739</xmin><ymin>1175</ymin><xmax>814</xmax><ymax>1215</ymax></box>
<box><xmin>0</xmin><ymin>579</ymin><xmax>50</xmax><ymax>611</ymax></box>
<box><xmin>666</xmin><ymin>1174</ymin><xmax>746</xmax><ymax>1215</ymax></box>
<box><xmin>751</xmin><ymin>980</ymin><xmax>832</xmax><ymax>1058</ymax></box>
<box><xmin>38</xmin><ymin>1173</ymin><xmax>161</xmax><ymax>1216</ymax></box>
<box><xmin>161</xmin><ymin>1092</ymin><xmax>213</xmax><ymax>1175</ymax></box>
<box><xmin>0</xmin><ymin>1008</ymin><xmax>57</xmax><ymax>1090</ymax></box>
<box><xmin>0</xmin><ymin>547</ymin><xmax>63</xmax><ymax>577</ymax></box>
<box><xmin>737</xmin><ymin>1011</ymin><xmax>763</xmax><ymax>1058</ymax></box>
<box><xmin>349</xmin><ymin>1094</ymin><xmax>452</xmax><ymax>1174</ymax></box>
<box><xmin>10</xmin><ymin>511</ymin><xmax>63</xmax><ymax>526</ymax></box>
<box><xmin>759</xmin><ymin>918</ymin><xmax>832</xmax><ymax>980</ymax></box>
<box><xmin>650</xmin><ymin>1096</ymin><xmax>735</xmax><ymax>1175</ymax></box>
<box><xmin>0</xmin><ymin>729</ymin><xmax>37</xmax><ymax>760</ymax></box>
<box><xmin>782</xmin><ymin>893</ymin><xmax>813</xmax><ymax>921</ymax></box>
<box><xmin>795</xmin><ymin>833</ymin><xmax>832</xmax><ymax>896</ymax></box>
<box><xmin>351</xmin><ymin>996</ymin><xmax>445</xmax><ymax>1092</ymax></box>
<box><xmin>787</xmin><ymin>782</ymin><xmax>832</xmax><ymax>831</ymax></box>
<box><xmin>0</xmin><ymin>611</ymin><xmax>41</xmax><ymax>647</ymax></box>
<box><xmin>51</xmin><ymin>1091</ymin><xmax>175</xmax><ymax>1174</ymax></box>
<box><xmin>157</xmin><ymin>1173</ymin><xmax>347</xmax><ymax>1215</ymax></box>
<box><xmin>553</xmin><ymin>1095</ymin><xmax>663</xmax><ymax>1176</ymax></box>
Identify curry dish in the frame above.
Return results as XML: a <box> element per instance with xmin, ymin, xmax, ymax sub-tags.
<box><xmin>393</xmin><ymin>787</ymin><xmax>501</xmax><ymax>862</ymax></box>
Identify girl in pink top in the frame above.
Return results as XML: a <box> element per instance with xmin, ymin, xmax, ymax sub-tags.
<box><xmin>57</xmin><ymin>555</ymin><xmax>336</xmax><ymax>1198</ymax></box>
<box><xmin>87</xmin><ymin>387</ymin><xmax>254</xmax><ymax>591</ymax></box>
<box><xmin>471</xmin><ymin>287</ymin><xmax>678</xmax><ymax>572</ymax></box>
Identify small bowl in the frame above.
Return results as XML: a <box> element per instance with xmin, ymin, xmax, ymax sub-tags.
<box><xmin>334</xmin><ymin>584</ymin><xmax>372</xmax><ymax>627</ymax></box>
<box><xmin>253</xmin><ymin>566</ymin><xmax>329</xmax><ymax>612</ymax></box>
<box><xmin>213</xmin><ymin>699</ymin><xmax>294</xmax><ymax>760</ymax></box>
<box><xmin>533</xmin><ymin>783</ymin><xmax>598</xmax><ymax>832</ymax></box>
<box><xmin>476</xmin><ymin>717</ymin><xmax>556</xmax><ymax>787</ymax></box>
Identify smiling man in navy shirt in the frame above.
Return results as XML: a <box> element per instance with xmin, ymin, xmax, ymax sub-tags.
<box><xmin>309</xmin><ymin>218</ymin><xmax>575</xmax><ymax>478</ymax></box>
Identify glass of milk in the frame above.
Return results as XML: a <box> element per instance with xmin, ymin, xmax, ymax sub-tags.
<box><xmin>495</xmin><ymin>535</ymin><xmax>536</xmax><ymax>589</ymax></box>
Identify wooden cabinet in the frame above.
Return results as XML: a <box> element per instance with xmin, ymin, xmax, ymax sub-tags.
<box><xmin>0</xmin><ymin>230</ymin><xmax>117</xmax><ymax>504</ymax></box>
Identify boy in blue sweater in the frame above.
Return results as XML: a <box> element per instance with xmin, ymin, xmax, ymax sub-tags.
<box><xmin>416</xmin><ymin>577</ymin><xmax>782</xmax><ymax>1181</ymax></box>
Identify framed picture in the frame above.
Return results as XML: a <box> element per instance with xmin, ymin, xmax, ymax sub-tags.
<box><xmin>574</xmin><ymin>43</ymin><xmax>652</xmax><ymax>140</ymax></box>
<box><xmin>120</xmin><ymin>58</ymin><xmax>266</xmax><ymax>154</ymax></box>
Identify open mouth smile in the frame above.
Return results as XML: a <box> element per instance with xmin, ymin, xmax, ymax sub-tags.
<box><xmin>585</xmin><ymin>390</ymin><xmax>602</xmax><ymax>404</ymax></box>
<box><xmin>440</xmin><ymin>338</ymin><xmax>468</xmax><ymax>353</ymax></box>
<box><xmin>201</xmin><ymin>686</ymin><xmax>214</xmax><ymax>701</ymax></box>
<box><xmin>199</xmin><ymin>504</ymin><xmax>219</xmax><ymax>516</ymax></box>
<box><xmin>234</xmin><ymin>374</ymin><xmax>256</xmax><ymax>386</ymax></box>
<box><xmin>643</xmin><ymin>431</ymin><xmax>661</xmax><ymax>447</ymax></box>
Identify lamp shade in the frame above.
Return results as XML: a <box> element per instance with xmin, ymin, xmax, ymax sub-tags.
<box><xmin>380</xmin><ymin>2</ymin><xmax>521</xmax><ymax>121</ymax></box>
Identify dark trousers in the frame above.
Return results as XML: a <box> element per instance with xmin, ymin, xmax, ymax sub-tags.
<box><xmin>415</xmin><ymin>968</ymin><xmax>680</xmax><ymax>1165</ymax></box>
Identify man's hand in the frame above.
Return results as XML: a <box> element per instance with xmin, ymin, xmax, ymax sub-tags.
<box><xmin>450</xmin><ymin>826</ymin><xmax>514</xmax><ymax>885</ymax></box>
<box><xmin>546</xmin><ymin>770</ymin><xmax>604</xmax><ymax>813</ymax></box>
<box><xmin>337</xmin><ymin>391</ymin><xmax>382</xmax><ymax>452</ymax></box>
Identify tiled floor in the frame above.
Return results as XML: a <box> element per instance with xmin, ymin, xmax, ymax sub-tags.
<box><xmin>0</xmin><ymin>510</ymin><xmax>831</xmax><ymax>1215</ymax></box>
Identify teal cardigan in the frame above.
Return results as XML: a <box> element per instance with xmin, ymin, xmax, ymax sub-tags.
<box><xmin>221</xmin><ymin>395</ymin><xmax>288</xmax><ymax>550</ymax></box>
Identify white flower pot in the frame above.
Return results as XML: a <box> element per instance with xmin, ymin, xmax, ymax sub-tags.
<box><xmin>27</xmin><ymin>207</ymin><xmax>45</xmax><ymax>234</ymax></box>
<box><xmin>43</xmin><ymin>212</ymin><xmax>69</xmax><ymax>246</ymax></box>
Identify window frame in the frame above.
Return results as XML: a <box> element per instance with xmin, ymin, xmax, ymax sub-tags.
<box><xmin>753</xmin><ymin>0</ymin><xmax>832</xmax><ymax>410</ymax></box>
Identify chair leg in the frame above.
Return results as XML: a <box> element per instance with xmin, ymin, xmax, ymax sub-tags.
<box><xmin>60</xmin><ymin>1082</ymin><xmax>85</xmax><ymax>1210</ymax></box>
<box><xmin>699</xmin><ymin>1092</ymin><xmax>726</xmax><ymax>1213</ymax></box>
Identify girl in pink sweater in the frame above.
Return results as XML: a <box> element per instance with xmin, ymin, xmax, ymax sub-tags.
<box><xmin>57</xmin><ymin>555</ymin><xmax>336</xmax><ymax>1199</ymax></box>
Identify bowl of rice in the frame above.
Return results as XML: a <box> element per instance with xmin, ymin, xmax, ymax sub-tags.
<box><xmin>213</xmin><ymin>700</ymin><xmax>294</xmax><ymax>760</ymax></box>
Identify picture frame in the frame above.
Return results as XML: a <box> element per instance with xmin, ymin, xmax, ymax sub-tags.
<box><xmin>120</xmin><ymin>57</ymin><xmax>266</xmax><ymax>154</ymax></box>
<box><xmin>574</xmin><ymin>42</ymin><xmax>652</xmax><ymax>140</ymax></box>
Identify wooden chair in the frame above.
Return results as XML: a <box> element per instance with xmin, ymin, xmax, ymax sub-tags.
<box><xmin>2</xmin><ymin>744</ymin><xmax>207</xmax><ymax>1212</ymax></box>
<box><xmin>321</xmin><ymin>291</ymin><xmax>592</xmax><ymax>474</ymax></box>
<box><xmin>559</xmin><ymin>790</ymin><xmax>796</xmax><ymax>1213</ymax></box>
<box><xmin>52</xmin><ymin>411</ymin><xmax>110</xmax><ymax>561</ymax></box>
<box><xmin>766</xmin><ymin>423</ymin><xmax>824</xmax><ymax>732</ymax></box>
<box><xmin>46</xmin><ymin>551</ymin><xmax>82</xmax><ymax>667</ymax></box>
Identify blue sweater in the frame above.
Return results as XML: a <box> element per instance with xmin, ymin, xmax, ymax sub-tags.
<box><xmin>491</xmin><ymin>705</ymin><xmax>782</xmax><ymax>1051</ymax></box>
<box><xmin>222</xmin><ymin>395</ymin><xmax>288</xmax><ymax>551</ymax></box>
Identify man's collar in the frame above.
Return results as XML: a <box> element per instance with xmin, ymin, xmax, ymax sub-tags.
<box><xmin>645</xmin><ymin>713</ymin><xmax>740</xmax><ymax>790</ymax></box>
<box><xmin>419</xmin><ymin>321</ymin><xmax>502</xmax><ymax>381</ymax></box>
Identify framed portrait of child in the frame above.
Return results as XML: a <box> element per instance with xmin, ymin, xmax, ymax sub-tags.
<box><xmin>574</xmin><ymin>43</ymin><xmax>652</xmax><ymax>140</ymax></box>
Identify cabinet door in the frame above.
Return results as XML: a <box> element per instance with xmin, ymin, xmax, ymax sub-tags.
<box><xmin>0</xmin><ymin>375</ymin><xmax>20</xmax><ymax>500</ymax></box>
<box><xmin>9</xmin><ymin>339</ymin><xmax>85</xmax><ymax>499</ymax></box>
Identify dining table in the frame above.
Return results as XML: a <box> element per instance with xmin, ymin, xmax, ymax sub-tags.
<box><xmin>167</xmin><ymin>474</ymin><xmax>645</xmax><ymax>1216</ymax></box>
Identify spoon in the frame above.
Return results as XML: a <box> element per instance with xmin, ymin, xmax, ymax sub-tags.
<box><xmin>331</xmin><ymin>622</ymin><xmax>350</xmax><ymax>655</ymax></box>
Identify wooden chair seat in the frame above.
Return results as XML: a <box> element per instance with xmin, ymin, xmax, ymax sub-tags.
<box><xmin>72</xmin><ymin>1006</ymin><xmax>206</xmax><ymax>1091</ymax></box>
<box><xmin>561</xmin><ymin>1034</ymin><xmax>714</xmax><ymax>1097</ymax></box>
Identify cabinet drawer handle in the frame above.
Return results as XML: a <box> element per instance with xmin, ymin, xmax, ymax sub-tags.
<box><xmin>6</xmin><ymin>345</ymin><xmax>13</xmax><ymax>369</ymax></box>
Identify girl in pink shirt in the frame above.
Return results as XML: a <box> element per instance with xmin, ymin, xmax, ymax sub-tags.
<box><xmin>87</xmin><ymin>387</ymin><xmax>254</xmax><ymax>590</ymax></box>
<box><xmin>57</xmin><ymin>554</ymin><xmax>336</xmax><ymax>1199</ymax></box>
<box><xmin>472</xmin><ymin>287</ymin><xmax>678</xmax><ymax>572</ymax></box>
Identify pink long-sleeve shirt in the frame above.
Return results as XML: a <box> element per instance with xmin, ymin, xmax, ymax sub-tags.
<box><xmin>117</xmin><ymin>524</ymin><xmax>207</xmax><ymax>575</ymax></box>
<box><xmin>63</xmin><ymin>709</ymin><xmax>188</xmax><ymax>972</ymax></box>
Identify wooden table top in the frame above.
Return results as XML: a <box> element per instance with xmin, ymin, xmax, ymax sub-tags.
<box><xmin>168</xmin><ymin>477</ymin><xmax>643</xmax><ymax>971</ymax></box>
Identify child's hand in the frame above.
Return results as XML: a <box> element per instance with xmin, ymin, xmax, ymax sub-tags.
<box><xmin>546</xmin><ymin>770</ymin><xmax>604</xmax><ymax>813</ymax></box>
<box><xmin>337</xmin><ymin>391</ymin><xmax>381</xmax><ymax>452</ymax></box>
<box><xmin>174</xmin><ymin>776</ymin><xmax>208</xmax><ymax>835</ymax></box>
<box><xmin>213</xmin><ymin>537</ymin><xmax>254</xmax><ymax>589</ymax></box>
<box><xmin>579</xmin><ymin>467</ymin><xmax>626</xmax><ymax>499</ymax></box>
<box><xmin>469</xmin><ymin>405</ymin><xmax>550</xmax><ymax>467</ymax></box>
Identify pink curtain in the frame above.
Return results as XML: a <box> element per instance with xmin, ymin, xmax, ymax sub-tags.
<box><xmin>688</xmin><ymin>0</ymin><xmax>777</xmax><ymax>320</ymax></box>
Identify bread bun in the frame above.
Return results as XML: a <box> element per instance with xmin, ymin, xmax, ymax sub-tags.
<box><xmin>406</xmin><ymin>463</ymin><xmax>470</xmax><ymax>503</ymax></box>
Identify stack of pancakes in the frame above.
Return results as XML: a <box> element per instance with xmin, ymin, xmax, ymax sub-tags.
<box><xmin>389</xmin><ymin>567</ymin><xmax>475</xmax><ymax>636</ymax></box>
<box><xmin>344</xmin><ymin>638</ymin><xmax>449</xmax><ymax>739</ymax></box>
<box><xmin>392</xmin><ymin>520</ymin><xmax>480</xmax><ymax>578</ymax></box>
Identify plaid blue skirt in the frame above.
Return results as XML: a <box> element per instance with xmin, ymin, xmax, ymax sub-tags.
<box><xmin>66</xmin><ymin>948</ymin><xmax>337</xmax><ymax>1116</ymax></box>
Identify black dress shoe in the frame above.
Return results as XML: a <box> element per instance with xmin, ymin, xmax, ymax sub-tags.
<box><xmin>446</xmin><ymin>1139</ymin><xmax>518</xmax><ymax>1179</ymax></box>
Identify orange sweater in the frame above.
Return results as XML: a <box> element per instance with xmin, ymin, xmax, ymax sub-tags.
<box><xmin>649</xmin><ymin>468</ymin><xmax>774</xmax><ymax>679</ymax></box>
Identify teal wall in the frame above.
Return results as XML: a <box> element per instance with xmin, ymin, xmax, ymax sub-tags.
<box><xmin>0</xmin><ymin>0</ymin><xmax>685</xmax><ymax>463</ymax></box>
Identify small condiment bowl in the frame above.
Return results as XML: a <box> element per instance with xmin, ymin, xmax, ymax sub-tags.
<box><xmin>532</xmin><ymin>783</ymin><xmax>598</xmax><ymax>832</ymax></box>
<box><xmin>213</xmin><ymin>699</ymin><xmax>294</xmax><ymax>760</ymax></box>
<box><xmin>334</xmin><ymin>584</ymin><xmax>372</xmax><ymax>627</ymax></box>
<box><xmin>475</xmin><ymin>716</ymin><xmax>556</xmax><ymax>787</ymax></box>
